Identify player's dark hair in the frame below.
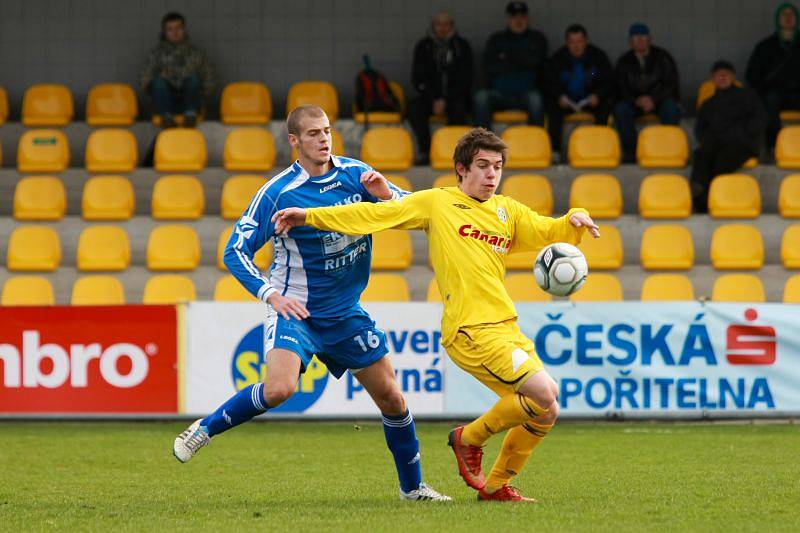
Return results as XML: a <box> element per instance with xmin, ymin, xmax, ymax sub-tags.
<box><xmin>565</xmin><ymin>23</ymin><xmax>587</xmax><ymax>38</ymax></box>
<box><xmin>453</xmin><ymin>128</ymin><xmax>508</xmax><ymax>182</ymax></box>
<box><xmin>287</xmin><ymin>105</ymin><xmax>327</xmax><ymax>136</ymax></box>
<box><xmin>161</xmin><ymin>12</ymin><xmax>186</xmax><ymax>29</ymax></box>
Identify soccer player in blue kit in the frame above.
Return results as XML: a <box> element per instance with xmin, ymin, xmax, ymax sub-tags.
<box><xmin>173</xmin><ymin>105</ymin><xmax>450</xmax><ymax>502</ymax></box>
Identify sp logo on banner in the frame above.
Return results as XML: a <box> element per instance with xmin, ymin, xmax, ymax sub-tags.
<box><xmin>230</xmin><ymin>324</ymin><xmax>329</xmax><ymax>413</ymax></box>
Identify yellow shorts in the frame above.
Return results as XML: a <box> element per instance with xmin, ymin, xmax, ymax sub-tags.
<box><xmin>445</xmin><ymin>319</ymin><xmax>544</xmax><ymax>397</ymax></box>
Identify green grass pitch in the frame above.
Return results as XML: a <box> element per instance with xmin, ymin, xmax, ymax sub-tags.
<box><xmin>1</xmin><ymin>421</ymin><xmax>798</xmax><ymax>531</ymax></box>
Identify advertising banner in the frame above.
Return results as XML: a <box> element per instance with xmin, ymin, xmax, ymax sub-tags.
<box><xmin>0</xmin><ymin>306</ymin><xmax>178</xmax><ymax>414</ymax></box>
<box><xmin>185</xmin><ymin>302</ymin><xmax>444</xmax><ymax>416</ymax></box>
<box><xmin>447</xmin><ymin>302</ymin><xmax>800</xmax><ymax>417</ymax></box>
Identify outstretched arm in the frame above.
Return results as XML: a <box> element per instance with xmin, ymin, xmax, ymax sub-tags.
<box><xmin>509</xmin><ymin>204</ymin><xmax>599</xmax><ymax>254</ymax></box>
<box><xmin>272</xmin><ymin>189</ymin><xmax>436</xmax><ymax>237</ymax></box>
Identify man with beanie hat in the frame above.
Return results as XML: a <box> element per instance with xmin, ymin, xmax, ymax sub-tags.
<box><xmin>409</xmin><ymin>12</ymin><xmax>474</xmax><ymax>165</ymax></box>
<box><xmin>473</xmin><ymin>2</ymin><xmax>548</xmax><ymax>131</ymax></box>
<box><xmin>745</xmin><ymin>3</ymin><xmax>800</xmax><ymax>151</ymax></box>
<box><xmin>612</xmin><ymin>23</ymin><xmax>681</xmax><ymax>162</ymax></box>
<box><xmin>692</xmin><ymin>61</ymin><xmax>766</xmax><ymax>213</ymax></box>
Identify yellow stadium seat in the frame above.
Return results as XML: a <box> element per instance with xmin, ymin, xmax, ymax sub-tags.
<box><xmin>501</xmin><ymin>174</ymin><xmax>553</xmax><ymax>215</ymax></box>
<box><xmin>569</xmin><ymin>174</ymin><xmax>622</xmax><ymax>218</ymax></box>
<box><xmin>781</xmin><ymin>110</ymin><xmax>800</xmax><ymax>121</ymax></box>
<box><xmin>372</xmin><ymin>230</ymin><xmax>412</xmax><ymax>270</ymax></box>
<box><xmin>85</xmin><ymin>128</ymin><xmax>138</xmax><ymax>173</ymax></box>
<box><xmin>636</xmin><ymin>113</ymin><xmax>660</xmax><ymax>124</ymax></box>
<box><xmin>695</xmin><ymin>79</ymin><xmax>716</xmax><ymax>110</ymax></box>
<box><xmin>0</xmin><ymin>87</ymin><xmax>8</xmax><ymax>125</ymax></box>
<box><xmin>291</xmin><ymin>128</ymin><xmax>345</xmax><ymax>161</ymax></box>
<box><xmin>640</xmin><ymin>225</ymin><xmax>694</xmax><ymax>270</ymax></box>
<box><xmin>17</xmin><ymin>129</ymin><xmax>69</xmax><ymax>173</ymax></box>
<box><xmin>710</xmin><ymin>225</ymin><xmax>764</xmax><ymax>270</ymax></box>
<box><xmin>151</xmin><ymin>112</ymin><xmax>205</xmax><ymax>127</ymax></box>
<box><xmin>353</xmin><ymin>81</ymin><xmax>405</xmax><ymax>124</ymax></box>
<box><xmin>430</xmin><ymin>126</ymin><xmax>471</xmax><ymax>170</ymax></box>
<box><xmin>638</xmin><ymin>174</ymin><xmax>692</xmax><ymax>218</ymax></box>
<box><xmin>360</xmin><ymin>273</ymin><xmax>410</xmax><ymax>302</ymax></box>
<box><xmin>743</xmin><ymin>157</ymin><xmax>758</xmax><ymax>169</ymax></box>
<box><xmin>154</xmin><ymin>129</ymin><xmax>207</xmax><ymax>172</ymax></box>
<box><xmin>433</xmin><ymin>174</ymin><xmax>459</xmax><ymax>189</ymax></box>
<box><xmin>781</xmin><ymin>224</ymin><xmax>800</xmax><ymax>268</ymax></box>
<box><xmin>6</xmin><ymin>226</ymin><xmax>61</xmax><ymax>272</ymax></box>
<box><xmin>427</xmin><ymin>278</ymin><xmax>442</xmax><ymax>302</ymax></box>
<box><xmin>712</xmin><ymin>274</ymin><xmax>765</xmax><ymax>302</ymax></box>
<box><xmin>492</xmin><ymin>110</ymin><xmax>527</xmax><ymax>123</ymax></box>
<box><xmin>147</xmin><ymin>225</ymin><xmax>200</xmax><ymax>271</ymax></box>
<box><xmin>776</xmin><ymin>126</ymin><xmax>800</xmax><ymax>169</ymax></box>
<box><xmin>22</xmin><ymin>84</ymin><xmax>73</xmax><ymax>126</ymax></box>
<box><xmin>71</xmin><ymin>275</ymin><xmax>125</xmax><ymax>305</ymax></box>
<box><xmin>1</xmin><ymin>276</ymin><xmax>54</xmax><ymax>306</ymax></box>
<box><xmin>77</xmin><ymin>226</ymin><xmax>130</xmax><ymax>271</ymax></box>
<box><xmin>579</xmin><ymin>225</ymin><xmax>623</xmax><ymax>269</ymax></box>
<box><xmin>223</xmin><ymin>128</ymin><xmax>276</xmax><ymax>172</ymax></box>
<box><xmin>221</xmin><ymin>82</ymin><xmax>272</xmax><ymax>125</ymax></box>
<box><xmin>567</xmin><ymin>126</ymin><xmax>621</xmax><ymax>168</ymax></box>
<box><xmin>640</xmin><ymin>274</ymin><xmax>694</xmax><ymax>301</ymax></box>
<box><xmin>636</xmin><ymin>125</ymin><xmax>689</xmax><ymax>168</ymax></box>
<box><xmin>779</xmin><ymin>174</ymin><xmax>800</xmax><ymax>217</ymax></box>
<box><xmin>564</xmin><ymin>112</ymin><xmax>594</xmax><ymax>124</ymax></box>
<box><xmin>384</xmin><ymin>175</ymin><xmax>413</xmax><ymax>192</ymax></box>
<box><xmin>286</xmin><ymin>81</ymin><xmax>339</xmax><ymax>121</ymax></box>
<box><xmin>214</xmin><ymin>275</ymin><xmax>258</xmax><ymax>301</ymax></box>
<box><xmin>221</xmin><ymin>175</ymin><xmax>266</xmax><ymax>219</ymax></box>
<box><xmin>708</xmin><ymin>174</ymin><xmax>761</xmax><ymax>218</ymax></box>
<box><xmin>783</xmin><ymin>275</ymin><xmax>800</xmax><ymax>302</ymax></box>
<box><xmin>505</xmin><ymin>250</ymin><xmax>538</xmax><ymax>270</ymax></box>
<box><xmin>502</xmin><ymin>126</ymin><xmax>551</xmax><ymax>169</ymax></box>
<box><xmin>218</xmin><ymin>226</ymin><xmax>272</xmax><ymax>270</ymax></box>
<box><xmin>360</xmin><ymin>127</ymin><xmax>413</xmax><ymax>170</ymax></box>
<box><xmin>86</xmin><ymin>83</ymin><xmax>137</xmax><ymax>126</ymax></box>
<box><xmin>82</xmin><ymin>176</ymin><xmax>135</xmax><ymax>221</ymax></box>
<box><xmin>569</xmin><ymin>273</ymin><xmax>623</xmax><ymax>301</ymax></box>
<box><xmin>151</xmin><ymin>175</ymin><xmax>205</xmax><ymax>220</ymax></box>
<box><xmin>142</xmin><ymin>275</ymin><xmax>196</xmax><ymax>304</ymax></box>
<box><xmin>504</xmin><ymin>273</ymin><xmax>552</xmax><ymax>301</ymax></box>
<box><xmin>13</xmin><ymin>176</ymin><xmax>66</xmax><ymax>221</ymax></box>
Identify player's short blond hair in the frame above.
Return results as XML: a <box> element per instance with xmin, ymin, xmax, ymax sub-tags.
<box><xmin>453</xmin><ymin>128</ymin><xmax>508</xmax><ymax>182</ymax></box>
<box><xmin>287</xmin><ymin>105</ymin><xmax>327</xmax><ymax>136</ymax></box>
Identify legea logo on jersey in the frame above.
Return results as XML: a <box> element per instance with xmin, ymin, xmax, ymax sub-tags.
<box><xmin>230</xmin><ymin>324</ymin><xmax>329</xmax><ymax>413</ymax></box>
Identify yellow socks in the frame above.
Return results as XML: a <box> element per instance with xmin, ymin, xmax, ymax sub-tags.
<box><xmin>461</xmin><ymin>393</ymin><xmax>546</xmax><ymax>446</ymax></box>
<box><xmin>484</xmin><ymin>421</ymin><xmax>553</xmax><ymax>493</ymax></box>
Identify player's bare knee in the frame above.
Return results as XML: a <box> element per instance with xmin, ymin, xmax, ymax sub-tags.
<box><xmin>378</xmin><ymin>388</ymin><xmax>407</xmax><ymax>416</ymax></box>
<box><xmin>263</xmin><ymin>381</ymin><xmax>295</xmax><ymax>407</ymax></box>
<box><xmin>543</xmin><ymin>399</ymin><xmax>560</xmax><ymax>424</ymax></box>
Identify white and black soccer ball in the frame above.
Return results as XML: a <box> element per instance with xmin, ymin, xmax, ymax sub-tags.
<box><xmin>533</xmin><ymin>242</ymin><xmax>588</xmax><ymax>297</ymax></box>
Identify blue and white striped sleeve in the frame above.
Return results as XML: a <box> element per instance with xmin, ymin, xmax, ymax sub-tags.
<box><xmin>223</xmin><ymin>185</ymin><xmax>278</xmax><ymax>303</ymax></box>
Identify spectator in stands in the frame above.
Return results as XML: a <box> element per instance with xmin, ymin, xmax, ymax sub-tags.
<box><xmin>691</xmin><ymin>61</ymin><xmax>766</xmax><ymax>213</ymax></box>
<box><xmin>612</xmin><ymin>23</ymin><xmax>680</xmax><ymax>162</ymax></box>
<box><xmin>544</xmin><ymin>23</ymin><xmax>613</xmax><ymax>156</ymax></box>
<box><xmin>408</xmin><ymin>12</ymin><xmax>473</xmax><ymax>165</ymax></box>
<box><xmin>139</xmin><ymin>12</ymin><xmax>216</xmax><ymax>128</ymax></box>
<box><xmin>745</xmin><ymin>3</ymin><xmax>800</xmax><ymax>152</ymax></box>
<box><xmin>473</xmin><ymin>1</ymin><xmax>547</xmax><ymax>130</ymax></box>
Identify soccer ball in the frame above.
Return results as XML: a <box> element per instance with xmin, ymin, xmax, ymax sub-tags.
<box><xmin>533</xmin><ymin>242</ymin><xmax>588</xmax><ymax>297</ymax></box>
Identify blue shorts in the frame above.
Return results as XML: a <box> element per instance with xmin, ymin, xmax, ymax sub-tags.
<box><xmin>264</xmin><ymin>306</ymin><xmax>388</xmax><ymax>378</ymax></box>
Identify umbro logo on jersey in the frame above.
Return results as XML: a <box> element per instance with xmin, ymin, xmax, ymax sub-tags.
<box><xmin>320</xmin><ymin>181</ymin><xmax>342</xmax><ymax>193</ymax></box>
<box><xmin>452</xmin><ymin>203</ymin><xmax>471</xmax><ymax>209</ymax></box>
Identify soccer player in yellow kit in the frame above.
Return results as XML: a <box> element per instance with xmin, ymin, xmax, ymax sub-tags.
<box><xmin>272</xmin><ymin>128</ymin><xmax>600</xmax><ymax>502</ymax></box>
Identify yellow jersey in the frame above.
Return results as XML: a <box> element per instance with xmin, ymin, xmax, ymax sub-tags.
<box><xmin>305</xmin><ymin>186</ymin><xmax>587</xmax><ymax>345</ymax></box>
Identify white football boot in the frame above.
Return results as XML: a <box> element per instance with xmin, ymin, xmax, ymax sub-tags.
<box><xmin>400</xmin><ymin>482</ymin><xmax>452</xmax><ymax>501</ymax></box>
<box><xmin>173</xmin><ymin>419</ymin><xmax>210</xmax><ymax>463</ymax></box>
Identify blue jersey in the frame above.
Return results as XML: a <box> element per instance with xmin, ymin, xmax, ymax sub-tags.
<box><xmin>224</xmin><ymin>155</ymin><xmax>406</xmax><ymax>318</ymax></box>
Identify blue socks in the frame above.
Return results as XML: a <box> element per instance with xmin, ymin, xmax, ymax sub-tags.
<box><xmin>201</xmin><ymin>383</ymin><xmax>269</xmax><ymax>437</ymax></box>
<box><xmin>382</xmin><ymin>410</ymin><xmax>423</xmax><ymax>493</ymax></box>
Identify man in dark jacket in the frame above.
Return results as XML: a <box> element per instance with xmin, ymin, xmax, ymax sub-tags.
<box><xmin>473</xmin><ymin>2</ymin><xmax>547</xmax><ymax>130</ymax></box>
<box><xmin>612</xmin><ymin>23</ymin><xmax>681</xmax><ymax>162</ymax></box>
<box><xmin>138</xmin><ymin>12</ymin><xmax>216</xmax><ymax>128</ymax></box>
<box><xmin>544</xmin><ymin>24</ymin><xmax>613</xmax><ymax>153</ymax></box>
<box><xmin>745</xmin><ymin>3</ymin><xmax>800</xmax><ymax>150</ymax></box>
<box><xmin>408</xmin><ymin>12</ymin><xmax>473</xmax><ymax>164</ymax></box>
<box><xmin>691</xmin><ymin>61</ymin><xmax>766</xmax><ymax>213</ymax></box>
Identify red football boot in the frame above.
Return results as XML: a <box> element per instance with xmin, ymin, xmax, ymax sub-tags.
<box><xmin>447</xmin><ymin>426</ymin><xmax>486</xmax><ymax>490</ymax></box>
<box><xmin>477</xmin><ymin>485</ymin><xmax>538</xmax><ymax>503</ymax></box>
